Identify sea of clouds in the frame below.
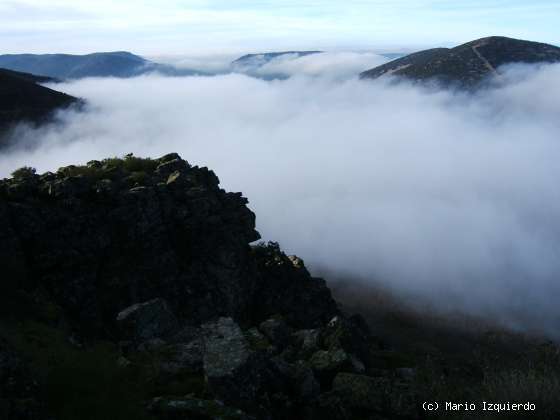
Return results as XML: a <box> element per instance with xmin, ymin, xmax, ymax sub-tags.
<box><xmin>152</xmin><ymin>50</ymin><xmax>390</xmax><ymax>79</ymax></box>
<box><xmin>2</xmin><ymin>57</ymin><xmax>560</xmax><ymax>337</ymax></box>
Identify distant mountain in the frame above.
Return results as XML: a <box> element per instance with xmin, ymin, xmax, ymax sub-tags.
<box><xmin>231</xmin><ymin>51</ymin><xmax>323</xmax><ymax>72</ymax></box>
<box><xmin>360</xmin><ymin>36</ymin><xmax>560</xmax><ymax>88</ymax></box>
<box><xmin>0</xmin><ymin>51</ymin><xmax>202</xmax><ymax>80</ymax></box>
<box><xmin>0</xmin><ymin>68</ymin><xmax>77</xmax><ymax>142</ymax></box>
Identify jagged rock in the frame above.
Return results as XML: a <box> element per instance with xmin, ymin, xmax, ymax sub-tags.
<box><xmin>310</xmin><ymin>349</ymin><xmax>351</xmax><ymax>374</ymax></box>
<box><xmin>349</xmin><ymin>354</ymin><xmax>366</xmax><ymax>374</ymax></box>
<box><xmin>332</xmin><ymin>373</ymin><xmax>387</xmax><ymax>411</ymax></box>
<box><xmin>0</xmin><ymin>156</ymin><xmax>344</xmax><ymax>337</ymax></box>
<box><xmin>169</xmin><ymin>325</ymin><xmax>202</xmax><ymax>344</ymax></box>
<box><xmin>148</xmin><ymin>396</ymin><xmax>250</xmax><ymax>420</ymax></box>
<box><xmin>270</xmin><ymin>357</ymin><xmax>320</xmax><ymax>400</ymax></box>
<box><xmin>309</xmin><ymin>348</ymin><xmax>353</xmax><ymax>390</ymax></box>
<box><xmin>202</xmin><ymin>317</ymin><xmax>266</xmax><ymax>407</ymax></box>
<box><xmin>156</xmin><ymin>341</ymin><xmax>204</xmax><ymax>375</ymax></box>
<box><xmin>0</xmin><ymin>154</ymin><xmax>404</xmax><ymax>420</ymax></box>
<box><xmin>251</xmin><ymin>243</ymin><xmax>339</xmax><ymax>329</ymax></box>
<box><xmin>259</xmin><ymin>317</ymin><xmax>292</xmax><ymax>348</ymax></box>
<box><xmin>244</xmin><ymin>327</ymin><xmax>273</xmax><ymax>352</ymax></box>
<box><xmin>320</xmin><ymin>315</ymin><xmax>376</xmax><ymax>366</ymax></box>
<box><xmin>292</xmin><ymin>329</ymin><xmax>320</xmax><ymax>359</ymax></box>
<box><xmin>202</xmin><ymin>317</ymin><xmax>251</xmax><ymax>377</ymax></box>
<box><xmin>116</xmin><ymin>298</ymin><xmax>179</xmax><ymax>343</ymax></box>
<box><xmin>155</xmin><ymin>157</ymin><xmax>190</xmax><ymax>177</ymax></box>
<box><xmin>137</xmin><ymin>338</ymin><xmax>167</xmax><ymax>352</ymax></box>
<box><xmin>395</xmin><ymin>367</ymin><xmax>417</xmax><ymax>382</ymax></box>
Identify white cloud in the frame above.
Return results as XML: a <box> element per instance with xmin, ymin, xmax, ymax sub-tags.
<box><xmin>3</xmin><ymin>64</ymin><xmax>560</xmax><ymax>337</ymax></box>
<box><xmin>252</xmin><ymin>52</ymin><xmax>389</xmax><ymax>79</ymax></box>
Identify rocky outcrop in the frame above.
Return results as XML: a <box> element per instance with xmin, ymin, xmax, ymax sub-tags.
<box><xmin>0</xmin><ymin>153</ymin><xmax>418</xmax><ymax>419</ymax></box>
<box><xmin>0</xmin><ymin>154</ymin><xmax>340</xmax><ymax>335</ymax></box>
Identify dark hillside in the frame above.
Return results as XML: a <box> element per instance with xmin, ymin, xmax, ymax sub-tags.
<box><xmin>360</xmin><ymin>36</ymin><xmax>560</xmax><ymax>88</ymax></box>
<box><xmin>0</xmin><ymin>68</ymin><xmax>77</xmax><ymax>142</ymax></box>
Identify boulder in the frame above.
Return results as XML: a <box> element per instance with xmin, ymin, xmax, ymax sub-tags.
<box><xmin>155</xmin><ymin>341</ymin><xmax>204</xmax><ymax>376</ymax></box>
<box><xmin>270</xmin><ymin>358</ymin><xmax>320</xmax><ymax>400</ymax></box>
<box><xmin>155</xmin><ymin>158</ymin><xmax>189</xmax><ymax>177</ymax></box>
<box><xmin>310</xmin><ymin>349</ymin><xmax>351</xmax><ymax>375</ymax></box>
<box><xmin>332</xmin><ymin>373</ymin><xmax>388</xmax><ymax>411</ymax></box>
<box><xmin>259</xmin><ymin>317</ymin><xmax>292</xmax><ymax>349</ymax></box>
<box><xmin>244</xmin><ymin>327</ymin><xmax>273</xmax><ymax>352</ymax></box>
<box><xmin>202</xmin><ymin>317</ymin><xmax>265</xmax><ymax>406</ymax></box>
<box><xmin>116</xmin><ymin>298</ymin><xmax>179</xmax><ymax>343</ymax></box>
<box><xmin>292</xmin><ymin>329</ymin><xmax>320</xmax><ymax>359</ymax></box>
<box><xmin>320</xmin><ymin>315</ymin><xmax>376</xmax><ymax>365</ymax></box>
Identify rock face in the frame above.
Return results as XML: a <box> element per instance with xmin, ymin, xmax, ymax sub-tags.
<box><xmin>116</xmin><ymin>298</ymin><xmax>179</xmax><ymax>343</ymax></box>
<box><xmin>0</xmin><ymin>153</ymin><xmax>418</xmax><ymax>419</ymax></box>
<box><xmin>360</xmin><ymin>36</ymin><xmax>560</xmax><ymax>88</ymax></box>
<box><xmin>0</xmin><ymin>154</ymin><xmax>340</xmax><ymax>335</ymax></box>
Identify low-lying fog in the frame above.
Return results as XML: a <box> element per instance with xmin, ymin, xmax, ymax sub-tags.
<box><xmin>2</xmin><ymin>57</ymin><xmax>560</xmax><ymax>338</ymax></box>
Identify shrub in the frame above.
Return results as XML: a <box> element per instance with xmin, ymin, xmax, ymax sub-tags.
<box><xmin>11</xmin><ymin>166</ymin><xmax>36</xmax><ymax>179</ymax></box>
<box><xmin>101</xmin><ymin>155</ymin><xmax>158</xmax><ymax>174</ymax></box>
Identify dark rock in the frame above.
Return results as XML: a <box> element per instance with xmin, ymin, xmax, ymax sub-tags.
<box><xmin>169</xmin><ymin>325</ymin><xmax>202</xmax><ymax>344</ymax></box>
<box><xmin>244</xmin><ymin>327</ymin><xmax>273</xmax><ymax>352</ymax></box>
<box><xmin>0</xmin><ymin>153</ymin><xmax>412</xmax><ymax>420</ymax></box>
<box><xmin>310</xmin><ymin>349</ymin><xmax>351</xmax><ymax>374</ymax></box>
<box><xmin>320</xmin><ymin>315</ymin><xmax>377</xmax><ymax>367</ymax></box>
<box><xmin>137</xmin><ymin>338</ymin><xmax>167</xmax><ymax>352</ymax></box>
<box><xmin>0</xmin><ymin>154</ymin><xmax>266</xmax><ymax>334</ymax></box>
<box><xmin>292</xmin><ymin>329</ymin><xmax>320</xmax><ymax>359</ymax></box>
<box><xmin>270</xmin><ymin>357</ymin><xmax>320</xmax><ymax>400</ymax></box>
<box><xmin>395</xmin><ymin>367</ymin><xmax>417</xmax><ymax>382</ymax></box>
<box><xmin>0</xmin><ymin>339</ymin><xmax>47</xmax><ymax>420</ymax></box>
<box><xmin>202</xmin><ymin>317</ymin><xmax>252</xmax><ymax>378</ymax></box>
<box><xmin>155</xmin><ymin>341</ymin><xmax>204</xmax><ymax>375</ymax></box>
<box><xmin>116</xmin><ymin>298</ymin><xmax>179</xmax><ymax>343</ymax></box>
<box><xmin>332</xmin><ymin>373</ymin><xmax>387</xmax><ymax>411</ymax></box>
<box><xmin>309</xmin><ymin>348</ymin><xmax>353</xmax><ymax>390</ymax></box>
<box><xmin>148</xmin><ymin>396</ymin><xmax>251</xmax><ymax>420</ymax></box>
<box><xmin>202</xmin><ymin>317</ymin><xmax>266</xmax><ymax>408</ymax></box>
<box><xmin>158</xmin><ymin>153</ymin><xmax>182</xmax><ymax>164</ymax></box>
<box><xmin>155</xmin><ymin>158</ymin><xmax>189</xmax><ymax>177</ymax></box>
<box><xmin>252</xmin><ymin>243</ymin><xmax>339</xmax><ymax>329</ymax></box>
<box><xmin>259</xmin><ymin>317</ymin><xmax>292</xmax><ymax>348</ymax></box>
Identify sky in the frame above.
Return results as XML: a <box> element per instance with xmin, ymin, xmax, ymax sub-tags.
<box><xmin>0</xmin><ymin>0</ymin><xmax>559</xmax><ymax>55</ymax></box>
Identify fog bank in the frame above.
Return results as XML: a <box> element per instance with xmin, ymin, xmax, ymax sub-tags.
<box><xmin>3</xmin><ymin>64</ymin><xmax>560</xmax><ymax>337</ymax></box>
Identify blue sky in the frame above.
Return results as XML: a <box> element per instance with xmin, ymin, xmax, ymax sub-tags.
<box><xmin>0</xmin><ymin>0</ymin><xmax>558</xmax><ymax>54</ymax></box>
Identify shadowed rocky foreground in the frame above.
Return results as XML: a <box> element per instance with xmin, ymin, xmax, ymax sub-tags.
<box><xmin>1</xmin><ymin>153</ymin><xmax>559</xmax><ymax>420</ymax></box>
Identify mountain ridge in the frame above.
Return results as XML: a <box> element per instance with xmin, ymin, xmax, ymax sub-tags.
<box><xmin>0</xmin><ymin>51</ymin><xmax>203</xmax><ymax>80</ymax></box>
<box><xmin>360</xmin><ymin>36</ymin><xmax>560</xmax><ymax>88</ymax></box>
<box><xmin>0</xmin><ymin>67</ymin><xmax>78</xmax><ymax>143</ymax></box>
